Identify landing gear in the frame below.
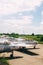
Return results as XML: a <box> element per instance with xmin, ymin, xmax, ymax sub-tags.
<box><xmin>22</xmin><ymin>47</ymin><xmax>25</xmax><ymax>49</ymax></box>
<box><xmin>34</xmin><ymin>46</ymin><xmax>36</xmax><ymax>49</ymax></box>
<box><xmin>10</xmin><ymin>51</ymin><xmax>13</xmax><ymax>57</ymax></box>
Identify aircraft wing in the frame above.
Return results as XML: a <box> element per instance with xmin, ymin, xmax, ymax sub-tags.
<box><xmin>10</xmin><ymin>41</ymin><xmax>36</xmax><ymax>47</ymax></box>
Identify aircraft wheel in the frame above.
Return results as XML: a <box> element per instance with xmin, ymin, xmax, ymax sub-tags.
<box><xmin>22</xmin><ymin>47</ymin><xmax>25</xmax><ymax>49</ymax></box>
<box><xmin>10</xmin><ymin>51</ymin><xmax>13</xmax><ymax>57</ymax></box>
<box><xmin>34</xmin><ymin>46</ymin><xmax>36</xmax><ymax>49</ymax></box>
<box><xmin>10</xmin><ymin>54</ymin><xmax>13</xmax><ymax>57</ymax></box>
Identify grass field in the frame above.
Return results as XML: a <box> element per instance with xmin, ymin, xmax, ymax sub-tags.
<box><xmin>19</xmin><ymin>35</ymin><xmax>43</xmax><ymax>44</ymax></box>
<box><xmin>0</xmin><ymin>58</ymin><xmax>9</xmax><ymax>65</ymax></box>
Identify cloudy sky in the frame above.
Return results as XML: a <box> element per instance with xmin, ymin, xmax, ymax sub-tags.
<box><xmin>0</xmin><ymin>0</ymin><xmax>43</xmax><ymax>34</ymax></box>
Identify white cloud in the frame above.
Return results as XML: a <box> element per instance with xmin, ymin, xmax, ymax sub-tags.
<box><xmin>40</xmin><ymin>21</ymin><xmax>43</xmax><ymax>25</ymax></box>
<box><xmin>20</xmin><ymin>0</ymin><xmax>42</xmax><ymax>11</ymax></box>
<box><xmin>2</xmin><ymin>15</ymin><xmax>33</xmax><ymax>25</ymax></box>
<box><xmin>0</xmin><ymin>0</ymin><xmax>42</xmax><ymax>15</ymax></box>
<box><xmin>40</xmin><ymin>11</ymin><xmax>43</xmax><ymax>25</ymax></box>
<box><xmin>41</xmin><ymin>11</ymin><xmax>43</xmax><ymax>14</ymax></box>
<box><xmin>0</xmin><ymin>18</ymin><xmax>43</xmax><ymax>34</ymax></box>
<box><xmin>36</xmin><ymin>11</ymin><xmax>43</xmax><ymax>34</ymax></box>
<box><xmin>41</xmin><ymin>11</ymin><xmax>43</xmax><ymax>18</ymax></box>
<box><xmin>0</xmin><ymin>0</ymin><xmax>43</xmax><ymax>34</ymax></box>
<box><xmin>0</xmin><ymin>15</ymin><xmax>33</xmax><ymax>33</ymax></box>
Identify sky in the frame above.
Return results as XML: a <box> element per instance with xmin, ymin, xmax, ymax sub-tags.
<box><xmin>0</xmin><ymin>0</ymin><xmax>43</xmax><ymax>34</ymax></box>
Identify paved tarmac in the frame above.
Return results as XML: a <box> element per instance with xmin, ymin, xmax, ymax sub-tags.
<box><xmin>0</xmin><ymin>44</ymin><xmax>43</xmax><ymax>65</ymax></box>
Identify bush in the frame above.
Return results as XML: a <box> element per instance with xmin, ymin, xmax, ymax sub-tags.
<box><xmin>40</xmin><ymin>36</ymin><xmax>43</xmax><ymax>41</ymax></box>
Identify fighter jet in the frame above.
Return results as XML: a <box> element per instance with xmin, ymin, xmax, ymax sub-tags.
<box><xmin>0</xmin><ymin>37</ymin><xmax>38</xmax><ymax>57</ymax></box>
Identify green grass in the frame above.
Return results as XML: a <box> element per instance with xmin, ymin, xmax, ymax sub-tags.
<box><xmin>38</xmin><ymin>41</ymin><xmax>43</xmax><ymax>44</ymax></box>
<box><xmin>0</xmin><ymin>58</ymin><xmax>9</xmax><ymax>65</ymax></box>
<box><xmin>19</xmin><ymin>35</ymin><xmax>43</xmax><ymax>44</ymax></box>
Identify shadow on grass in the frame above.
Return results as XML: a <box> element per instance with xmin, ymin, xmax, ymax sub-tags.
<box><xmin>0</xmin><ymin>56</ymin><xmax>23</xmax><ymax>60</ymax></box>
<box><xmin>16</xmin><ymin>48</ymin><xmax>39</xmax><ymax>56</ymax></box>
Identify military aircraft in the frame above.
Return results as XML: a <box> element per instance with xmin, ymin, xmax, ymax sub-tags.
<box><xmin>0</xmin><ymin>37</ymin><xmax>38</xmax><ymax>57</ymax></box>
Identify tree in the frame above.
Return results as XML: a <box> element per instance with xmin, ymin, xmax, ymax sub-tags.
<box><xmin>32</xmin><ymin>33</ymin><xmax>34</xmax><ymax>36</ymax></box>
<box><xmin>40</xmin><ymin>36</ymin><xmax>43</xmax><ymax>41</ymax></box>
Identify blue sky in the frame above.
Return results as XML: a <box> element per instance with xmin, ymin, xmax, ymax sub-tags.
<box><xmin>0</xmin><ymin>0</ymin><xmax>43</xmax><ymax>34</ymax></box>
